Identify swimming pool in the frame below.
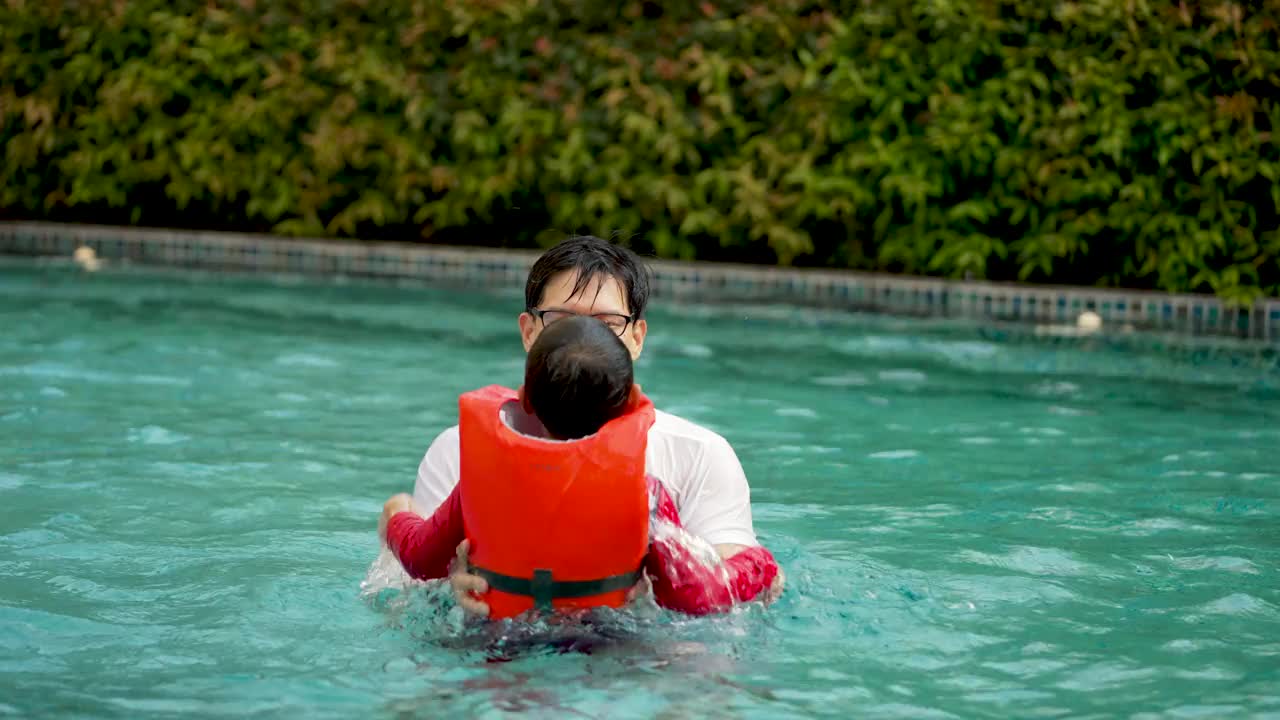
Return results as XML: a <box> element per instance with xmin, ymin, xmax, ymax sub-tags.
<box><xmin>3</xmin><ymin>259</ymin><xmax>1278</xmax><ymax>718</ymax></box>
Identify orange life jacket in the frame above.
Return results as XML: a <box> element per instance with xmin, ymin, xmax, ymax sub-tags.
<box><xmin>458</xmin><ymin>384</ymin><xmax>654</xmax><ymax>619</ymax></box>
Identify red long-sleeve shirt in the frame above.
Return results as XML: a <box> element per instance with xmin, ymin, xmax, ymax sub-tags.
<box><xmin>384</xmin><ymin>475</ymin><xmax>778</xmax><ymax>616</ymax></box>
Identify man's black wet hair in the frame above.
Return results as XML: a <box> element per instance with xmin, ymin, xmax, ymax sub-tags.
<box><xmin>524</xmin><ymin>235</ymin><xmax>652</xmax><ymax>319</ymax></box>
<box><xmin>525</xmin><ymin>315</ymin><xmax>634</xmax><ymax>440</ymax></box>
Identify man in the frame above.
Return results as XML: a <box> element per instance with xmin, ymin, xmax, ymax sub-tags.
<box><xmin>406</xmin><ymin>235</ymin><xmax>784</xmax><ymax>616</ymax></box>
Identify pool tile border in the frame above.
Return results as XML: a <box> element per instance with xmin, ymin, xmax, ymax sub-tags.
<box><xmin>2</xmin><ymin>221</ymin><xmax>1276</xmax><ymax>344</ymax></box>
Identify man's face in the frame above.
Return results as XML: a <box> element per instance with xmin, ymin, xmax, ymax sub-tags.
<box><xmin>519</xmin><ymin>270</ymin><xmax>648</xmax><ymax>360</ymax></box>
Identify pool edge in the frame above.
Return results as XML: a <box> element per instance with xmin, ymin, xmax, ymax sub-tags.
<box><xmin>2</xmin><ymin>220</ymin><xmax>1276</xmax><ymax>346</ymax></box>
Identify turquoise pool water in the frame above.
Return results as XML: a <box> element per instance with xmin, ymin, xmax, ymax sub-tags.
<box><xmin>3</xmin><ymin>259</ymin><xmax>1279</xmax><ymax>719</ymax></box>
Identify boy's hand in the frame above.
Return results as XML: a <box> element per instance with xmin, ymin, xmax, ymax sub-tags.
<box><xmin>449</xmin><ymin>539</ymin><xmax>491</xmax><ymax>618</ymax></box>
<box><xmin>378</xmin><ymin>493</ymin><xmax>415</xmax><ymax>542</ymax></box>
<box><xmin>765</xmin><ymin>567</ymin><xmax>786</xmax><ymax>604</ymax></box>
<box><xmin>624</xmin><ymin>574</ymin><xmax>652</xmax><ymax>604</ymax></box>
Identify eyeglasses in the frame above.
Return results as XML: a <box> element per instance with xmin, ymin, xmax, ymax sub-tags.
<box><xmin>527</xmin><ymin>308</ymin><xmax>633</xmax><ymax>337</ymax></box>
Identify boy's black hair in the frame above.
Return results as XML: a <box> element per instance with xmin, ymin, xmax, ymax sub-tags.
<box><xmin>525</xmin><ymin>236</ymin><xmax>652</xmax><ymax>319</ymax></box>
<box><xmin>525</xmin><ymin>315</ymin><xmax>634</xmax><ymax>440</ymax></box>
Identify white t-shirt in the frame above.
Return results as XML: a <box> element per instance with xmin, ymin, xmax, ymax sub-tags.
<box><xmin>412</xmin><ymin>405</ymin><xmax>759</xmax><ymax>548</ymax></box>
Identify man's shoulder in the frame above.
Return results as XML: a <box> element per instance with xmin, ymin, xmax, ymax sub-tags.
<box><xmin>650</xmin><ymin>409</ymin><xmax>732</xmax><ymax>450</ymax></box>
<box><xmin>434</xmin><ymin>424</ymin><xmax>461</xmax><ymax>442</ymax></box>
<box><xmin>423</xmin><ymin>424</ymin><xmax>461</xmax><ymax>458</ymax></box>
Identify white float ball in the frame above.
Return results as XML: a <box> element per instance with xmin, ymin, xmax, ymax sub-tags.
<box><xmin>1077</xmin><ymin>310</ymin><xmax>1102</xmax><ymax>332</ymax></box>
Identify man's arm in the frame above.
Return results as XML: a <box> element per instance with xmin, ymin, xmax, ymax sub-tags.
<box><xmin>412</xmin><ymin>426</ymin><xmax>461</xmax><ymax>514</ymax></box>
<box><xmin>676</xmin><ymin>435</ymin><xmax>759</xmax><ymax>548</ymax></box>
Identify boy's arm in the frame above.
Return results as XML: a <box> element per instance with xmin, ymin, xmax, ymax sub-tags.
<box><xmin>380</xmin><ymin>487</ymin><xmax>466</xmax><ymax>581</ymax></box>
<box><xmin>644</xmin><ymin>476</ymin><xmax>780</xmax><ymax>616</ymax></box>
<box><xmin>647</xmin><ymin>542</ymin><xmax>779</xmax><ymax>615</ymax></box>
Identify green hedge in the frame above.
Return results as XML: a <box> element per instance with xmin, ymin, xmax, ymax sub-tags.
<box><xmin>2</xmin><ymin>0</ymin><xmax>1278</xmax><ymax>301</ymax></box>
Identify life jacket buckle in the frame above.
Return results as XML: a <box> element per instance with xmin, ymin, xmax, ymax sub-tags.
<box><xmin>531</xmin><ymin>568</ymin><xmax>554</xmax><ymax>612</ymax></box>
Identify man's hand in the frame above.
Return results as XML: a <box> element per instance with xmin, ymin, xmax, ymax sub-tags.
<box><xmin>449</xmin><ymin>539</ymin><xmax>490</xmax><ymax>618</ymax></box>
<box><xmin>715</xmin><ymin>543</ymin><xmax>785</xmax><ymax>604</ymax></box>
<box><xmin>378</xmin><ymin>493</ymin><xmax>415</xmax><ymax>542</ymax></box>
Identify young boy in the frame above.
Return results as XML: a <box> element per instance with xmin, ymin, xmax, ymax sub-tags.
<box><xmin>379</xmin><ymin>316</ymin><xmax>778</xmax><ymax>616</ymax></box>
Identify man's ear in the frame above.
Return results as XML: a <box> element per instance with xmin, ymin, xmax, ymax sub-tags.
<box><xmin>518</xmin><ymin>312</ymin><xmax>538</xmax><ymax>352</ymax></box>
<box><xmin>627</xmin><ymin>318</ymin><xmax>648</xmax><ymax>360</ymax></box>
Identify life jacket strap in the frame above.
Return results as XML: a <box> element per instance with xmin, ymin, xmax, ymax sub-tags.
<box><xmin>468</xmin><ymin>565</ymin><xmax>645</xmax><ymax>612</ymax></box>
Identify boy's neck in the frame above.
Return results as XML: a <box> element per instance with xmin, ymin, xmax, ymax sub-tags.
<box><xmin>499</xmin><ymin>400</ymin><xmax>552</xmax><ymax>439</ymax></box>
